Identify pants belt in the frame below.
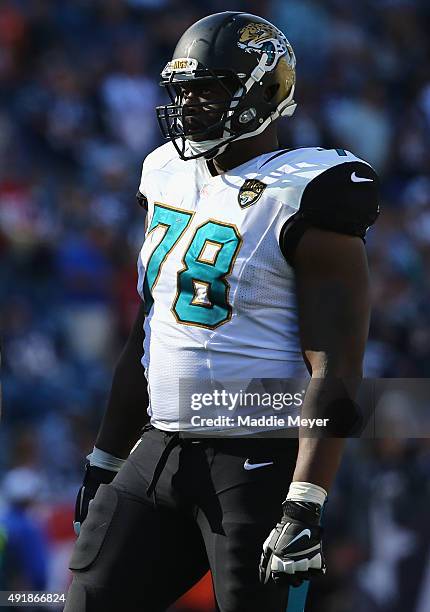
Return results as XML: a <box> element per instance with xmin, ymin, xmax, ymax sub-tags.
<box><xmin>144</xmin><ymin>427</ymin><xmax>204</xmax><ymax>498</ymax></box>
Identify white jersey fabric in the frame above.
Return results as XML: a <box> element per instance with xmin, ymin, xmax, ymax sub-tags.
<box><xmin>137</xmin><ymin>143</ymin><xmax>366</xmax><ymax>433</ymax></box>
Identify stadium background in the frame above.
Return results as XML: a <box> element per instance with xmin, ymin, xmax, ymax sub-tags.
<box><xmin>1</xmin><ymin>0</ymin><xmax>430</xmax><ymax>610</ymax></box>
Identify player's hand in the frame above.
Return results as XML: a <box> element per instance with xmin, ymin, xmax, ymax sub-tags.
<box><xmin>73</xmin><ymin>462</ymin><xmax>117</xmax><ymax>536</ymax></box>
<box><xmin>259</xmin><ymin>500</ymin><xmax>326</xmax><ymax>587</ymax></box>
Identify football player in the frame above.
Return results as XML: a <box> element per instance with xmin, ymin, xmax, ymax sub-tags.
<box><xmin>65</xmin><ymin>11</ymin><xmax>379</xmax><ymax>612</ymax></box>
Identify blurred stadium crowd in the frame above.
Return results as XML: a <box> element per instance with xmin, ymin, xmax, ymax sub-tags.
<box><xmin>1</xmin><ymin>1</ymin><xmax>430</xmax><ymax>611</ymax></box>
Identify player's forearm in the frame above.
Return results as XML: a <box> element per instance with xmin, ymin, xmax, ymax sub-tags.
<box><xmin>292</xmin><ymin>438</ymin><xmax>345</xmax><ymax>493</ymax></box>
<box><xmin>95</xmin><ymin>304</ymin><xmax>149</xmax><ymax>459</ymax></box>
<box><xmin>292</xmin><ymin>230</ymin><xmax>371</xmax><ymax>493</ymax></box>
<box><xmin>292</xmin><ymin>372</ymin><xmax>362</xmax><ymax>492</ymax></box>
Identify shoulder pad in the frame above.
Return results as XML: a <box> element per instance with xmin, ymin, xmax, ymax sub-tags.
<box><xmin>298</xmin><ymin>160</ymin><xmax>380</xmax><ymax>237</ymax></box>
<box><xmin>279</xmin><ymin>159</ymin><xmax>380</xmax><ymax>265</ymax></box>
<box><xmin>138</xmin><ymin>142</ymin><xmax>178</xmax><ymax>196</ymax></box>
<box><xmin>259</xmin><ymin>147</ymin><xmax>361</xmax><ymax>175</ymax></box>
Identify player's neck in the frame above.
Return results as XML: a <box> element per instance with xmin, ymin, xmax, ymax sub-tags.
<box><xmin>210</xmin><ymin>126</ymin><xmax>280</xmax><ymax>175</ymax></box>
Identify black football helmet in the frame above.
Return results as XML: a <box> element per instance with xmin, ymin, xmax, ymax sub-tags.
<box><xmin>156</xmin><ymin>11</ymin><xmax>296</xmax><ymax>160</ymax></box>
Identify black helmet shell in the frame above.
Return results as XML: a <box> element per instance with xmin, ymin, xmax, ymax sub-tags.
<box><xmin>157</xmin><ymin>12</ymin><xmax>296</xmax><ymax>160</ymax></box>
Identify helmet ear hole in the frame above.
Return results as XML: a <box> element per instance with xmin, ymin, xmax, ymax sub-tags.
<box><xmin>264</xmin><ymin>83</ymin><xmax>280</xmax><ymax>102</ymax></box>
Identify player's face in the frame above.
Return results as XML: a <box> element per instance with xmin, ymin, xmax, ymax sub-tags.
<box><xmin>177</xmin><ymin>78</ymin><xmax>236</xmax><ymax>141</ymax></box>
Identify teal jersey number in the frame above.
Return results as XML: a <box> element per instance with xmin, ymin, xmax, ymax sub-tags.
<box><xmin>143</xmin><ymin>204</ymin><xmax>242</xmax><ymax>328</ymax></box>
<box><xmin>143</xmin><ymin>203</ymin><xmax>193</xmax><ymax>314</ymax></box>
<box><xmin>173</xmin><ymin>220</ymin><xmax>242</xmax><ymax>328</ymax></box>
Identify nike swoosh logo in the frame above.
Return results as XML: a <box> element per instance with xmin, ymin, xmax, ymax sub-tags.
<box><xmin>243</xmin><ymin>459</ymin><xmax>274</xmax><ymax>471</ymax></box>
<box><xmin>351</xmin><ymin>171</ymin><xmax>373</xmax><ymax>183</ymax></box>
<box><xmin>285</xmin><ymin>528</ymin><xmax>311</xmax><ymax>549</ymax></box>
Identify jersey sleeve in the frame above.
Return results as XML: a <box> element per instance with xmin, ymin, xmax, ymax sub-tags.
<box><xmin>135</xmin><ymin>142</ymin><xmax>178</xmax><ymax>212</ymax></box>
<box><xmin>280</xmin><ymin>160</ymin><xmax>380</xmax><ymax>265</ymax></box>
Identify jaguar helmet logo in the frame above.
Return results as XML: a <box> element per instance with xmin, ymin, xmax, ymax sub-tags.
<box><xmin>238</xmin><ymin>179</ymin><xmax>267</xmax><ymax>208</ymax></box>
<box><xmin>237</xmin><ymin>23</ymin><xmax>294</xmax><ymax>71</ymax></box>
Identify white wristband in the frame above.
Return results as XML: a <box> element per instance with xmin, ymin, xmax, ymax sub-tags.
<box><xmin>88</xmin><ymin>447</ymin><xmax>126</xmax><ymax>472</ymax></box>
<box><xmin>286</xmin><ymin>481</ymin><xmax>328</xmax><ymax>507</ymax></box>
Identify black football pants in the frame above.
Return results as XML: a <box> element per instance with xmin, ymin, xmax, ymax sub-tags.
<box><xmin>64</xmin><ymin>427</ymin><xmax>299</xmax><ymax>612</ymax></box>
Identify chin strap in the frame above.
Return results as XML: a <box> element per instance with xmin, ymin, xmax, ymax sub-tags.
<box><xmin>185</xmin><ymin>138</ymin><xmax>229</xmax><ymax>159</ymax></box>
<box><xmin>234</xmin><ymin>81</ymin><xmax>297</xmax><ymax>142</ymax></box>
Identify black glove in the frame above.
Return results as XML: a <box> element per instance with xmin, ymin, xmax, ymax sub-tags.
<box><xmin>73</xmin><ymin>462</ymin><xmax>117</xmax><ymax>536</ymax></box>
<box><xmin>259</xmin><ymin>500</ymin><xmax>326</xmax><ymax>587</ymax></box>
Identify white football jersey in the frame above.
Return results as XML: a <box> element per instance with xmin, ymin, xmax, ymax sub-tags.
<box><xmin>137</xmin><ymin>142</ymin><xmax>371</xmax><ymax>433</ymax></box>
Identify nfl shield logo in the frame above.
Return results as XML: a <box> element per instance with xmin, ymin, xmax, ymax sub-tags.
<box><xmin>238</xmin><ymin>179</ymin><xmax>267</xmax><ymax>208</ymax></box>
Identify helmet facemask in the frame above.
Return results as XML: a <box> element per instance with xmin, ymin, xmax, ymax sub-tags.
<box><xmin>157</xmin><ymin>66</ymin><xmax>250</xmax><ymax>160</ymax></box>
